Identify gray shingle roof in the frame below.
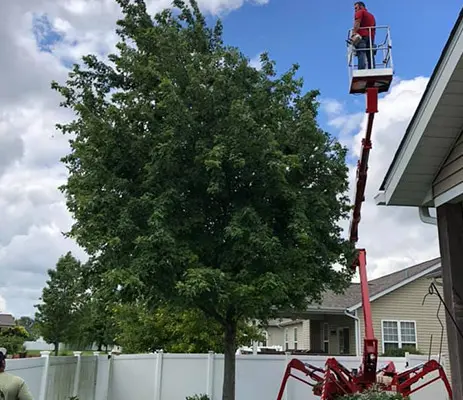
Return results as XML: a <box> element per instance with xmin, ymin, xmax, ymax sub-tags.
<box><xmin>308</xmin><ymin>257</ymin><xmax>441</xmax><ymax>311</ymax></box>
<box><xmin>0</xmin><ymin>314</ymin><xmax>15</xmax><ymax>327</ymax></box>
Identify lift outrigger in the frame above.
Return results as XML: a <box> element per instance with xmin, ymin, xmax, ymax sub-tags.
<box><xmin>276</xmin><ymin>26</ymin><xmax>453</xmax><ymax>400</ymax></box>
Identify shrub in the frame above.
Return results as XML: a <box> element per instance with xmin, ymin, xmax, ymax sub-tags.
<box><xmin>340</xmin><ymin>387</ymin><xmax>409</xmax><ymax>399</ymax></box>
<box><xmin>381</xmin><ymin>346</ymin><xmax>422</xmax><ymax>357</ymax></box>
<box><xmin>0</xmin><ymin>326</ymin><xmax>29</xmax><ymax>355</ymax></box>
<box><xmin>186</xmin><ymin>395</ymin><xmax>210</xmax><ymax>400</ymax></box>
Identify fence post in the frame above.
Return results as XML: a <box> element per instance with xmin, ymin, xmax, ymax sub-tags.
<box><xmin>73</xmin><ymin>351</ymin><xmax>82</xmax><ymax>397</ymax></box>
<box><xmin>38</xmin><ymin>351</ymin><xmax>50</xmax><ymax>400</ymax></box>
<box><xmin>105</xmin><ymin>354</ymin><xmax>114</xmax><ymax>400</ymax></box>
<box><xmin>252</xmin><ymin>341</ymin><xmax>258</xmax><ymax>355</ymax></box>
<box><xmin>206</xmin><ymin>351</ymin><xmax>214</xmax><ymax>398</ymax></box>
<box><xmin>154</xmin><ymin>350</ymin><xmax>164</xmax><ymax>400</ymax></box>
<box><xmin>93</xmin><ymin>352</ymin><xmax>100</xmax><ymax>400</ymax></box>
<box><xmin>405</xmin><ymin>352</ymin><xmax>410</xmax><ymax>368</ymax></box>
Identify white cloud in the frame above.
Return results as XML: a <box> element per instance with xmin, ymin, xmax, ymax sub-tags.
<box><xmin>320</xmin><ymin>98</ymin><xmax>344</xmax><ymax>116</ymax></box>
<box><xmin>249</xmin><ymin>53</ymin><xmax>263</xmax><ymax>70</ymax></box>
<box><xmin>324</xmin><ymin>76</ymin><xmax>440</xmax><ymax>281</ymax></box>
<box><xmin>0</xmin><ymin>0</ymin><xmax>269</xmax><ymax>317</ymax></box>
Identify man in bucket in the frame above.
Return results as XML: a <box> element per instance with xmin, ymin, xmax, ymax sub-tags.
<box><xmin>350</xmin><ymin>2</ymin><xmax>376</xmax><ymax>69</ymax></box>
<box><xmin>0</xmin><ymin>348</ymin><xmax>33</xmax><ymax>399</ymax></box>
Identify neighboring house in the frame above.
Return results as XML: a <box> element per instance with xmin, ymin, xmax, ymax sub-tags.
<box><xmin>0</xmin><ymin>314</ymin><xmax>15</xmax><ymax>329</ymax></box>
<box><xmin>264</xmin><ymin>257</ymin><xmax>449</xmax><ymax>360</ymax></box>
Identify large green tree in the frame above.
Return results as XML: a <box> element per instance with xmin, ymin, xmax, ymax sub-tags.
<box><xmin>34</xmin><ymin>252</ymin><xmax>84</xmax><ymax>355</ymax></box>
<box><xmin>113</xmin><ymin>301</ymin><xmax>263</xmax><ymax>354</ymax></box>
<box><xmin>52</xmin><ymin>0</ymin><xmax>354</xmax><ymax>398</ymax></box>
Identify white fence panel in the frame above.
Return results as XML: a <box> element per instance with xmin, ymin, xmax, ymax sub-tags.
<box><xmin>106</xmin><ymin>353</ymin><xmax>448</xmax><ymax>400</ymax></box>
<box><xmin>108</xmin><ymin>354</ymin><xmax>158</xmax><ymax>400</ymax></box>
<box><xmin>79</xmin><ymin>356</ymin><xmax>98</xmax><ymax>398</ymax></box>
<box><xmin>0</xmin><ymin>351</ymin><xmax>452</xmax><ymax>400</ymax></box>
<box><xmin>5</xmin><ymin>357</ymin><xmax>44</xmax><ymax>398</ymax></box>
<box><xmin>161</xmin><ymin>353</ymin><xmax>210</xmax><ymax>400</ymax></box>
<box><xmin>235</xmin><ymin>355</ymin><xmax>287</xmax><ymax>400</ymax></box>
<box><xmin>406</xmin><ymin>354</ymin><xmax>450</xmax><ymax>400</ymax></box>
<box><xmin>95</xmin><ymin>355</ymin><xmax>111</xmax><ymax>400</ymax></box>
<box><xmin>46</xmin><ymin>356</ymin><xmax>77</xmax><ymax>399</ymax></box>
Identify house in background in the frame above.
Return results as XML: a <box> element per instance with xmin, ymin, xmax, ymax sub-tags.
<box><xmin>264</xmin><ymin>258</ymin><xmax>448</xmax><ymax>360</ymax></box>
<box><xmin>0</xmin><ymin>313</ymin><xmax>15</xmax><ymax>329</ymax></box>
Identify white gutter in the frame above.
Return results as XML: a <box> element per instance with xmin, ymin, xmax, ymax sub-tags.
<box><xmin>419</xmin><ymin>206</ymin><xmax>437</xmax><ymax>225</ymax></box>
<box><xmin>374</xmin><ymin>191</ymin><xmax>386</xmax><ymax>205</ymax></box>
<box><xmin>344</xmin><ymin>309</ymin><xmax>361</xmax><ymax>357</ymax></box>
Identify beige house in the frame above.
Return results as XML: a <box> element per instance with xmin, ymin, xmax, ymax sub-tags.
<box><xmin>0</xmin><ymin>314</ymin><xmax>15</xmax><ymax>329</ymax></box>
<box><xmin>264</xmin><ymin>257</ymin><xmax>448</xmax><ymax>359</ymax></box>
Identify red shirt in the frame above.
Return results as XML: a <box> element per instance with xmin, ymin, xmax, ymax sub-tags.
<box><xmin>355</xmin><ymin>9</ymin><xmax>376</xmax><ymax>40</ymax></box>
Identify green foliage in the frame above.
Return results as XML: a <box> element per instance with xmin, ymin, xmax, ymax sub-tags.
<box><xmin>340</xmin><ymin>388</ymin><xmax>408</xmax><ymax>399</ymax></box>
<box><xmin>52</xmin><ymin>0</ymin><xmax>354</xmax><ymax>398</ymax></box>
<box><xmin>381</xmin><ymin>346</ymin><xmax>422</xmax><ymax>357</ymax></box>
<box><xmin>71</xmin><ymin>291</ymin><xmax>117</xmax><ymax>352</ymax></box>
<box><xmin>34</xmin><ymin>252</ymin><xmax>84</xmax><ymax>355</ymax></box>
<box><xmin>0</xmin><ymin>326</ymin><xmax>29</xmax><ymax>355</ymax></box>
<box><xmin>113</xmin><ymin>301</ymin><xmax>262</xmax><ymax>354</ymax></box>
<box><xmin>186</xmin><ymin>395</ymin><xmax>210</xmax><ymax>400</ymax></box>
<box><xmin>15</xmin><ymin>317</ymin><xmax>39</xmax><ymax>341</ymax></box>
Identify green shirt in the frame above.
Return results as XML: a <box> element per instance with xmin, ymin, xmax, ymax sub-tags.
<box><xmin>0</xmin><ymin>373</ymin><xmax>33</xmax><ymax>400</ymax></box>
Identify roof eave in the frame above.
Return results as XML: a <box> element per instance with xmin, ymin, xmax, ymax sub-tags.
<box><xmin>303</xmin><ymin>307</ymin><xmax>348</xmax><ymax>315</ymax></box>
<box><xmin>346</xmin><ymin>262</ymin><xmax>441</xmax><ymax>312</ymax></box>
<box><xmin>378</xmin><ymin>8</ymin><xmax>463</xmax><ymax>206</ymax></box>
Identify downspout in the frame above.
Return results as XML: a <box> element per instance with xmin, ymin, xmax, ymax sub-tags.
<box><xmin>419</xmin><ymin>206</ymin><xmax>437</xmax><ymax>225</ymax></box>
<box><xmin>344</xmin><ymin>309</ymin><xmax>361</xmax><ymax>357</ymax></box>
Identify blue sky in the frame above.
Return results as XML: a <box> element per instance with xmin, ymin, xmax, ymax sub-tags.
<box><xmin>215</xmin><ymin>1</ymin><xmax>462</xmax><ymax>129</ymax></box>
<box><xmin>4</xmin><ymin>0</ymin><xmax>456</xmax><ymax>316</ymax></box>
<box><xmin>33</xmin><ymin>1</ymin><xmax>462</xmax><ymax>128</ymax></box>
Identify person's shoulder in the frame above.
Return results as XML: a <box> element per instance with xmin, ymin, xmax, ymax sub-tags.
<box><xmin>355</xmin><ymin>9</ymin><xmax>365</xmax><ymax>18</ymax></box>
<box><xmin>1</xmin><ymin>373</ymin><xmax>25</xmax><ymax>385</ymax></box>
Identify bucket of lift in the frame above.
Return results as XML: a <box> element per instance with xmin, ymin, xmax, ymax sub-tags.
<box><xmin>346</xmin><ymin>25</ymin><xmax>394</xmax><ymax>95</ymax></box>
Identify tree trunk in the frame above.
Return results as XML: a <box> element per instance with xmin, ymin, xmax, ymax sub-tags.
<box><xmin>54</xmin><ymin>342</ymin><xmax>59</xmax><ymax>356</ymax></box>
<box><xmin>222</xmin><ymin>321</ymin><xmax>237</xmax><ymax>400</ymax></box>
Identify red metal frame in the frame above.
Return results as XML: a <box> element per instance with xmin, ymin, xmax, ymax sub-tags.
<box><xmin>276</xmin><ymin>83</ymin><xmax>454</xmax><ymax>399</ymax></box>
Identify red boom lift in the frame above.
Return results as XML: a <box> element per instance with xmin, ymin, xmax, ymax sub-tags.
<box><xmin>276</xmin><ymin>26</ymin><xmax>453</xmax><ymax>400</ymax></box>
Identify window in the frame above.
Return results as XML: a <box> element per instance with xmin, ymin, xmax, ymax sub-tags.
<box><xmin>293</xmin><ymin>327</ymin><xmax>298</xmax><ymax>350</ymax></box>
<box><xmin>322</xmin><ymin>323</ymin><xmax>329</xmax><ymax>353</ymax></box>
<box><xmin>382</xmin><ymin>320</ymin><xmax>417</xmax><ymax>352</ymax></box>
<box><xmin>284</xmin><ymin>328</ymin><xmax>289</xmax><ymax>350</ymax></box>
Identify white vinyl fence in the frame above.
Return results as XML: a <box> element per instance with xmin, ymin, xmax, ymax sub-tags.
<box><xmin>4</xmin><ymin>351</ymin><xmax>451</xmax><ymax>400</ymax></box>
<box><xmin>5</xmin><ymin>351</ymin><xmax>110</xmax><ymax>400</ymax></box>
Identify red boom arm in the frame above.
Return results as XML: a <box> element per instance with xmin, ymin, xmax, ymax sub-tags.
<box><xmin>349</xmin><ymin>87</ymin><xmax>379</xmax><ymax>386</ymax></box>
<box><xmin>349</xmin><ymin>87</ymin><xmax>378</xmax><ymax>244</ymax></box>
<box><xmin>276</xmin><ymin>84</ymin><xmax>453</xmax><ymax>399</ymax></box>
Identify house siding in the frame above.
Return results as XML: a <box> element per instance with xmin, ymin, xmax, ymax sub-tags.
<box><xmin>357</xmin><ymin>275</ymin><xmax>450</xmax><ymax>377</ymax></box>
<box><xmin>267</xmin><ymin>325</ymin><xmax>285</xmax><ymax>348</ymax></box>
<box><xmin>433</xmin><ymin>129</ymin><xmax>463</xmax><ymax>198</ymax></box>
<box><xmin>326</xmin><ymin>315</ymin><xmax>356</xmax><ymax>356</ymax></box>
<box><xmin>266</xmin><ymin>317</ymin><xmax>354</xmax><ymax>354</ymax></box>
<box><xmin>301</xmin><ymin>320</ymin><xmax>310</xmax><ymax>350</ymax></box>
<box><xmin>266</xmin><ymin>319</ymin><xmax>306</xmax><ymax>350</ymax></box>
<box><xmin>309</xmin><ymin>316</ymin><xmax>356</xmax><ymax>356</ymax></box>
